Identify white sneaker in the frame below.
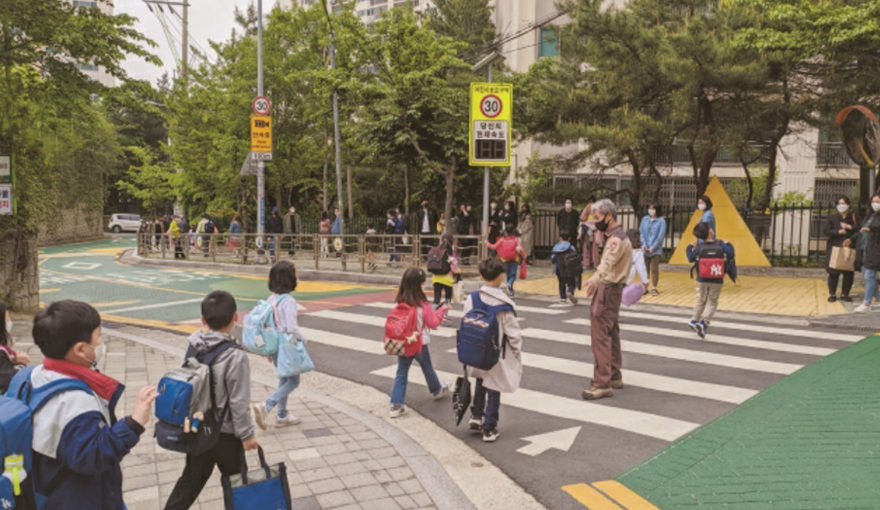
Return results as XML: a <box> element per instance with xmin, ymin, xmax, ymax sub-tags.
<box><xmin>390</xmin><ymin>405</ymin><xmax>407</xmax><ymax>418</ymax></box>
<box><xmin>275</xmin><ymin>414</ymin><xmax>302</xmax><ymax>428</ymax></box>
<box><xmin>854</xmin><ymin>303</ymin><xmax>871</xmax><ymax>313</ymax></box>
<box><xmin>568</xmin><ymin>295</ymin><xmax>579</xmax><ymax>305</ymax></box>
<box><xmin>253</xmin><ymin>403</ymin><xmax>269</xmax><ymax>431</ymax></box>
<box><xmin>432</xmin><ymin>382</ymin><xmax>451</xmax><ymax>400</ymax></box>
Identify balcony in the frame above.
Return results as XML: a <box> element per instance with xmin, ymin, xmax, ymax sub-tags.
<box><xmin>816</xmin><ymin>142</ymin><xmax>857</xmax><ymax>167</ymax></box>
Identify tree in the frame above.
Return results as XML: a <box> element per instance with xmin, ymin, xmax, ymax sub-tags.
<box><xmin>424</xmin><ymin>0</ymin><xmax>496</xmax><ymax>63</ymax></box>
<box><xmin>116</xmin><ymin>146</ymin><xmax>176</xmax><ymax>215</ymax></box>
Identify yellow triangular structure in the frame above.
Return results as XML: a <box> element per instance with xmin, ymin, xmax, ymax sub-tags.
<box><xmin>669</xmin><ymin>176</ymin><xmax>771</xmax><ymax>267</ymax></box>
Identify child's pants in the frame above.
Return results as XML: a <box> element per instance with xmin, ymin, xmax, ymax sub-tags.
<box><xmin>504</xmin><ymin>261</ymin><xmax>518</xmax><ymax>290</ymax></box>
<box><xmin>433</xmin><ymin>283</ymin><xmax>452</xmax><ymax>305</ymax></box>
<box><xmin>164</xmin><ymin>433</ymin><xmax>243</xmax><ymax>510</ymax></box>
<box><xmin>693</xmin><ymin>282</ymin><xmax>723</xmax><ymax>322</ymax></box>
<box><xmin>265</xmin><ymin>375</ymin><xmax>300</xmax><ymax>419</ymax></box>
<box><xmin>557</xmin><ymin>276</ymin><xmax>575</xmax><ymax>299</ymax></box>
<box><xmin>471</xmin><ymin>378</ymin><xmax>501</xmax><ymax>430</ymax></box>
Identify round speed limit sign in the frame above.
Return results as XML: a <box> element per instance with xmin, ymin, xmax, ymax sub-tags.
<box><xmin>252</xmin><ymin>96</ymin><xmax>272</xmax><ymax>116</ymax></box>
<box><xmin>480</xmin><ymin>94</ymin><xmax>503</xmax><ymax>118</ymax></box>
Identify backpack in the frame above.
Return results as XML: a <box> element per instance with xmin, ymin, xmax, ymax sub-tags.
<box><xmin>384</xmin><ymin>303</ymin><xmax>421</xmax><ymax>357</ymax></box>
<box><xmin>426</xmin><ymin>247</ymin><xmax>451</xmax><ymax>275</ymax></box>
<box><xmin>558</xmin><ymin>248</ymin><xmax>583</xmax><ymax>278</ymax></box>
<box><xmin>242</xmin><ymin>295</ymin><xmax>289</xmax><ymax>355</ymax></box>
<box><xmin>1</xmin><ymin>367</ymin><xmax>93</xmax><ymax>510</ymax></box>
<box><xmin>204</xmin><ymin>220</ymin><xmax>215</xmax><ymax>233</ymax></box>
<box><xmin>496</xmin><ymin>237</ymin><xmax>519</xmax><ymax>261</ymax></box>
<box><xmin>154</xmin><ymin>341</ymin><xmax>237</xmax><ymax>455</ymax></box>
<box><xmin>394</xmin><ymin>218</ymin><xmax>405</xmax><ymax>235</ymax></box>
<box><xmin>457</xmin><ymin>292</ymin><xmax>516</xmax><ymax>371</ymax></box>
<box><xmin>692</xmin><ymin>242</ymin><xmax>727</xmax><ymax>280</ymax></box>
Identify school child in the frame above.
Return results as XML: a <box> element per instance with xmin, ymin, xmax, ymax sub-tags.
<box><xmin>365</xmin><ymin>224</ymin><xmax>379</xmax><ymax>271</ymax></box>
<box><xmin>465</xmin><ymin>258</ymin><xmax>523</xmax><ymax>442</ymax></box>
<box><xmin>0</xmin><ymin>302</ymin><xmax>29</xmax><ymax>393</ymax></box>
<box><xmin>428</xmin><ymin>234</ymin><xmax>459</xmax><ymax>307</ymax></box>
<box><xmin>686</xmin><ymin>222</ymin><xmax>736</xmax><ymax>339</ymax></box>
<box><xmin>388</xmin><ymin>268</ymin><xmax>451</xmax><ymax>418</ymax></box>
<box><xmin>485</xmin><ymin>225</ymin><xmax>525</xmax><ymax>296</ymax></box>
<box><xmin>626</xmin><ymin>229</ymin><xmax>648</xmax><ymax>289</ymax></box>
<box><xmin>17</xmin><ymin>300</ymin><xmax>156</xmax><ymax>510</ymax></box>
<box><xmin>319</xmin><ymin>211</ymin><xmax>331</xmax><ymax>257</ymax></box>
<box><xmin>253</xmin><ymin>261</ymin><xmax>309</xmax><ymax>429</ymax></box>
<box><xmin>165</xmin><ymin>291</ymin><xmax>258</xmax><ymax>510</ymax></box>
<box><xmin>551</xmin><ymin>234</ymin><xmax>579</xmax><ymax>305</ymax></box>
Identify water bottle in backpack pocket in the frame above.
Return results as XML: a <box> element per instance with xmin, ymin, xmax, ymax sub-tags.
<box><xmin>456</xmin><ymin>292</ymin><xmax>516</xmax><ymax>370</ymax></box>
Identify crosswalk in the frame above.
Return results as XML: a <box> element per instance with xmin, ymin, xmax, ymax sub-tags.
<box><xmin>298</xmin><ymin>298</ymin><xmax>863</xmax><ymax>444</ymax></box>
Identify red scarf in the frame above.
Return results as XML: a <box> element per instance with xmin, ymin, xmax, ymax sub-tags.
<box><xmin>43</xmin><ymin>358</ymin><xmax>122</xmax><ymax>401</ymax></box>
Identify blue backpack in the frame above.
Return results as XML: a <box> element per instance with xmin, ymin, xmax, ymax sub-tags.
<box><xmin>241</xmin><ymin>295</ymin><xmax>289</xmax><ymax>356</ymax></box>
<box><xmin>1</xmin><ymin>367</ymin><xmax>93</xmax><ymax>510</ymax></box>
<box><xmin>457</xmin><ymin>292</ymin><xmax>516</xmax><ymax>370</ymax></box>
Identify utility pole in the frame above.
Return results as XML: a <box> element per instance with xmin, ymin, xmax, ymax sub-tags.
<box><xmin>256</xmin><ymin>0</ymin><xmax>266</xmax><ymax>263</ymax></box>
<box><xmin>181</xmin><ymin>0</ymin><xmax>188</xmax><ymax>84</ymax></box>
<box><xmin>330</xmin><ymin>39</ymin><xmax>344</xmax><ymax>235</ymax></box>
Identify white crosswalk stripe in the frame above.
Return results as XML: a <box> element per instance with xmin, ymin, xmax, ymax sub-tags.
<box><xmin>361</xmin><ymin>301</ymin><xmax>566</xmax><ymax>316</ymax></box>
<box><xmin>308</xmin><ymin>309</ymin><xmax>457</xmax><ymax>337</ymax></box>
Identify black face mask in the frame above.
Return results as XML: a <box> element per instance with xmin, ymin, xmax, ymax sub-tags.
<box><xmin>595</xmin><ymin>218</ymin><xmax>609</xmax><ymax>232</ymax></box>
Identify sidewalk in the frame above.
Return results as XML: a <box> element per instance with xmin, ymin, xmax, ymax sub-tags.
<box><xmin>8</xmin><ymin>317</ymin><xmax>543</xmax><ymax>510</ymax></box>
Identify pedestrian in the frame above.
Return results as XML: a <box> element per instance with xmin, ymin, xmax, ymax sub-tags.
<box><xmin>164</xmin><ymin>291</ymin><xmax>258</xmax><ymax>509</ymax></box>
<box><xmin>437</xmin><ymin>213</ymin><xmax>445</xmax><ymax>235</ymax></box>
<box><xmin>579</xmin><ymin>196</ymin><xmax>600</xmax><ymax>269</ymax></box>
<box><xmin>582</xmin><ymin>199</ymin><xmax>632</xmax><ymax>401</ymax></box>
<box><xmin>331</xmin><ymin>207</ymin><xmax>342</xmax><ymax>236</ymax></box>
<box><xmin>176</xmin><ymin>215</ymin><xmax>190</xmax><ymax>258</ymax></box>
<box><xmin>266</xmin><ymin>207</ymin><xmax>283</xmax><ymax>258</ymax></box>
<box><xmin>253</xmin><ymin>261</ymin><xmax>309</xmax><ymax>429</ymax></box>
<box><xmin>844</xmin><ymin>193</ymin><xmax>880</xmax><ymax>312</ymax></box>
<box><xmin>388</xmin><ymin>268</ymin><xmax>451</xmax><ymax>419</ymax></box>
<box><xmin>501</xmin><ymin>200</ymin><xmax>518</xmax><ymax>232</ymax></box>
<box><xmin>319</xmin><ymin>211</ymin><xmax>331</xmax><ymax>257</ymax></box>
<box><xmin>518</xmin><ymin>204</ymin><xmax>534</xmax><ymax>262</ymax></box>
<box><xmin>395</xmin><ymin>205</ymin><xmax>407</xmax><ymax>235</ymax></box>
<box><xmin>386</xmin><ymin>209</ymin><xmax>400</xmax><ymax>266</ymax></box>
<box><xmin>639</xmin><ymin>202</ymin><xmax>666</xmax><ymax>296</ymax></box>
<box><xmin>283</xmin><ymin>206</ymin><xmax>302</xmax><ymax>256</ymax></box>
<box><xmin>366</xmin><ymin>223</ymin><xmax>379</xmax><ymax>271</ymax></box>
<box><xmin>551</xmin><ymin>234</ymin><xmax>579</xmax><ymax>305</ymax></box>
<box><xmin>227</xmin><ymin>214</ymin><xmax>242</xmax><ymax>252</ymax></box>
<box><xmin>458</xmin><ymin>204</ymin><xmax>476</xmax><ymax>264</ymax></box>
<box><xmin>417</xmin><ymin>200</ymin><xmax>438</xmax><ymax>245</ymax></box>
<box><xmin>429</xmin><ymin>234</ymin><xmax>459</xmax><ymax>308</ymax></box>
<box><xmin>696</xmin><ymin>195</ymin><xmax>715</xmax><ymax>242</ymax></box>
<box><xmin>557</xmin><ymin>198</ymin><xmax>580</xmax><ymax>243</ymax></box>
<box><xmin>16</xmin><ymin>300</ymin><xmax>157</xmax><ymax>510</ymax></box>
<box><xmin>486</xmin><ymin>225</ymin><xmax>525</xmax><ymax>296</ymax></box>
<box><xmin>626</xmin><ymin>229</ymin><xmax>648</xmax><ymax>288</ymax></box>
<box><xmin>825</xmin><ymin>196</ymin><xmax>858</xmax><ymax>303</ymax></box>
<box><xmin>464</xmin><ymin>258</ymin><xmax>523</xmax><ymax>443</ymax></box>
<box><xmin>152</xmin><ymin>217</ymin><xmax>165</xmax><ymax>249</ymax></box>
<box><xmin>686</xmin><ymin>222</ymin><xmax>736</xmax><ymax>338</ymax></box>
<box><xmin>0</xmin><ymin>302</ymin><xmax>30</xmax><ymax>394</ymax></box>
<box><xmin>195</xmin><ymin>215</ymin><xmax>214</xmax><ymax>258</ymax></box>
<box><xmin>169</xmin><ymin>216</ymin><xmax>183</xmax><ymax>259</ymax></box>
<box><xmin>488</xmin><ymin>200</ymin><xmax>501</xmax><ymax>247</ymax></box>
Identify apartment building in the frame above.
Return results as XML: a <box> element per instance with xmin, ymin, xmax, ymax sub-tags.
<box><xmin>275</xmin><ymin>0</ymin><xmax>432</xmax><ymax>22</ymax></box>
<box><xmin>70</xmin><ymin>0</ymin><xmax>116</xmax><ymax>88</ymax></box>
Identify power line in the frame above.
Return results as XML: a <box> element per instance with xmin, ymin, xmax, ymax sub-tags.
<box><xmin>460</xmin><ymin>8</ymin><xmax>567</xmax><ymax>64</ymax></box>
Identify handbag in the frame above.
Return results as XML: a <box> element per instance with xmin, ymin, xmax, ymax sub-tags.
<box><xmin>222</xmin><ymin>446</ymin><xmax>292</xmax><ymax>510</ymax></box>
<box><xmin>452</xmin><ymin>280</ymin><xmax>464</xmax><ymax>305</ymax></box>
<box><xmin>519</xmin><ymin>259</ymin><xmax>527</xmax><ymax>280</ymax></box>
<box><xmin>276</xmin><ymin>336</ymin><xmax>315</xmax><ymax>378</ymax></box>
<box><xmin>452</xmin><ymin>365</ymin><xmax>471</xmax><ymax>427</ymax></box>
<box><xmin>622</xmin><ymin>282</ymin><xmax>645</xmax><ymax>307</ymax></box>
<box><xmin>829</xmin><ymin>246</ymin><xmax>856</xmax><ymax>272</ymax></box>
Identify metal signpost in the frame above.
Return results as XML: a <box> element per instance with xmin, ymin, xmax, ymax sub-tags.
<box><xmin>0</xmin><ymin>155</ymin><xmax>13</xmax><ymax>216</ymax></box>
<box><xmin>251</xmin><ymin>0</ymin><xmax>271</xmax><ymax>263</ymax></box>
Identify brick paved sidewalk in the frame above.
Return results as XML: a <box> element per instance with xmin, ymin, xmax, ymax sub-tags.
<box><xmin>9</xmin><ymin>321</ymin><xmax>443</xmax><ymax>510</ymax></box>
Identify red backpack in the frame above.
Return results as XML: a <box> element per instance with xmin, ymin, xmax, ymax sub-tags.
<box><xmin>496</xmin><ymin>237</ymin><xmax>519</xmax><ymax>261</ymax></box>
<box><xmin>384</xmin><ymin>303</ymin><xmax>422</xmax><ymax>356</ymax></box>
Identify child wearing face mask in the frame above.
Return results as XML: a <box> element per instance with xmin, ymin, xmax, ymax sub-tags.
<box><xmin>6</xmin><ymin>300</ymin><xmax>157</xmax><ymax>510</ymax></box>
<box><xmin>0</xmin><ymin>302</ymin><xmax>29</xmax><ymax>393</ymax></box>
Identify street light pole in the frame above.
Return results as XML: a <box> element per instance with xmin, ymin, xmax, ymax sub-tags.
<box><xmin>256</xmin><ymin>0</ymin><xmax>266</xmax><ymax>262</ymax></box>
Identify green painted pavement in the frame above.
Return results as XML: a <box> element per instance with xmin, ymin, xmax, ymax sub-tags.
<box><xmin>618</xmin><ymin>334</ymin><xmax>880</xmax><ymax>510</ymax></box>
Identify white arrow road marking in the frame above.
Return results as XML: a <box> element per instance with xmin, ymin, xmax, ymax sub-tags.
<box><xmin>62</xmin><ymin>262</ymin><xmax>101</xmax><ymax>270</ymax></box>
<box><xmin>517</xmin><ymin>426</ymin><xmax>582</xmax><ymax>456</ymax></box>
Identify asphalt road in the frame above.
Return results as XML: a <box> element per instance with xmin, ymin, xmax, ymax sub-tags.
<box><xmin>37</xmin><ymin>237</ymin><xmax>869</xmax><ymax>510</ymax></box>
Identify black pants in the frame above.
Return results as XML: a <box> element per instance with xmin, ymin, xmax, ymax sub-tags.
<box><xmin>164</xmin><ymin>433</ymin><xmax>243</xmax><ymax>510</ymax></box>
<box><xmin>828</xmin><ymin>271</ymin><xmax>854</xmax><ymax>296</ymax></box>
<box><xmin>433</xmin><ymin>282</ymin><xmax>452</xmax><ymax>305</ymax></box>
<box><xmin>558</xmin><ymin>276</ymin><xmax>576</xmax><ymax>299</ymax></box>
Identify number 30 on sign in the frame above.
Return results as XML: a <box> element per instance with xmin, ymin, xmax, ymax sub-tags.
<box><xmin>469</xmin><ymin>83</ymin><xmax>512</xmax><ymax>167</ymax></box>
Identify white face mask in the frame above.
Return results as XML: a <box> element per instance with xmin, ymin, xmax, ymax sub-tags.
<box><xmin>648</xmin><ymin>209</ymin><xmax>656</xmax><ymax>217</ymax></box>
<box><xmin>697</xmin><ymin>203</ymin><xmax>706</xmax><ymax>211</ymax></box>
<box><xmin>872</xmin><ymin>202</ymin><xmax>880</xmax><ymax>212</ymax></box>
<box><xmin>90</xmin><ymin>342</ymin><xmax>107</xmax><ymax>372</ymax></box>
<box><xmin>289</xmin><ymin>209</ymin><xmax>295</xmax><ymax>214</ymax></box>
<box><xmin>5</xmin><ymin>321</ymin><xmax>11</xmax><ymax>334</ymax></box>
<box><xmin>466</xmin><ymin>206</ymin><xmax>472</xmax><ymax>212</ymax></box>
<box><xmin>490</xmin><ymin>203</ymin><xmax>496</xmax><ymax>209</ymax></box>
<box><xmin>837</xmin><ymin>204</ymin><xmax>849</xmax><ymax>213</ymax></box>
<box><xmin>505</xmin><ymin>205</ymin><xmax>510</xmax><ymax>211</ymax></box>
<box><xmin>565</xmin><ymin>203</ymin><xmax>572</xmax><ymax>210</ymax></box>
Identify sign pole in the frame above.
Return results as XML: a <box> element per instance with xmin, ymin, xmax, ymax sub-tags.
<box><xmin>482</xmin><ymin>63</ymin><xmax>493</xmax><ymax>240</ymax></box>
<box><xmin>256</xmin><ymin>0</ymin><xmax>266</xmax><ymax>263</ymax></box>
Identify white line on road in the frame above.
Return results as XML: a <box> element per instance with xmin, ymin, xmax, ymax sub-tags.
<box><xmin>361</xmin><ymin>302</ymin><xmax>566</xmax><ymax>316</ymax></box>
<box><xmin>103</xmin><ymin>298</ymin><xmax>205</xmax><ymax>314</ymax></box>
<box><xmin>307</xmin><ymin>310</ymin><xmax>457</xmax><ymax>338</ymax></box>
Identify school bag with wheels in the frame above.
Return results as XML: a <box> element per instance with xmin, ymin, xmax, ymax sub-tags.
<box><xmin>426</xmin><ymin>247</ymin><xmax>451</xmax><ymax>274</ymax></box>
<box><xmin>242</xmin><ymin>295</ymin><xmax>289</xmax><ymax>355</ymax></box>
<box><xmin>496</xmin><ymin>237</ymin><xmax>519</xmax><ymax>261</ymax></box>
<box><xmin>1</xmin><ymin>367</ymin><xmax>93</xmax><ymax>510</ymax></box>
<box><xmin>154</xmin><ymin>341</ymin><xmax>237</xmax><ymax>455</ymax></box>
<box><xmin>383</xmin><ymin>304</ymin><xmax>421</xmax><ymax>356</ymax></box>
<box><xmin>221</xmin><ymin>446</ymin><xmax>291</xmax><ymax>510</ymax></box>
<box><xmin>692</xmin><ymin>242</ymin><xmax>727</xmax><ymax>280</ymax></box>
<box><xmin>457</xmin><ymin>292</ymin><xmax>516</xmax><ymax>370</ymax></box>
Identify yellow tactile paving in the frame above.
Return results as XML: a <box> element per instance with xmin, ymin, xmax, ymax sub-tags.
<box><xmin>592</xmin><ymin>481</ymin><xmax>662</xmax><ymax>510</ymax></box>
<box><xmin>562</xmin><ymin>484</ymin><xmax>623</xmax><ymax>510</ymax></box>
<box><xmin>516</xmin><ymin>272</ymin><xmax>848</xmax><ymax>317</ymax></box>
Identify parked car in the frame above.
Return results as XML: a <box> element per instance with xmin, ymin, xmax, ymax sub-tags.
<box><xmin>108</xmin><ymin>213</ymin><xmax>142</xmax><ymax>233</ymax></box>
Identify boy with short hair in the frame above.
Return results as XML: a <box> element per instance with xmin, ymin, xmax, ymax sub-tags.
<box><xmin>465</xmin><ymin>258</ymin><xmax>523</xmax><ymax>443</ymax></box>
<box><xmin>551</xmin><ymin>233</ymin><xmax>579</xmax><ymax>305</ymax></box>
<box><xmin>25</xmin><ymin>300</ymin><xmax>156</xmax><ymax>510</ymax></box>
<box><xmin>686</xmin><ymin>222</ymin><xmax>735</xmax><ymax>339</ymax></box>
<box><xmin>164</xmin><ymin>291</ymin><xmax>258</xmax><ymax>510</ymax></box>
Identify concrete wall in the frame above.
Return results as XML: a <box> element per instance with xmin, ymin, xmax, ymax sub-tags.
<box><xmin>0</xmin><ymin>229</ymin><xmax>39</xmax><ymax>312</ymax></box>
<box><xmin>38</xmin><ymin>204</ymin><xmax>104</xmax><ymax>245</ymax></box>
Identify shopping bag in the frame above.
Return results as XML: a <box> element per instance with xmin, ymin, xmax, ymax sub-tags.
<box><xmin>276</xmin><ymin>336</ymin><xmax>315</xmax><ymax>378</ymax></box>
<box><xmin>519</xmin><ymin>259</ymin><xmax>527</xmax><ymax>280</ymax></box>
<box><xmin>829</xmin><ymin>246</ymin><xmax>856</xmax><ymax>272</ymax></box>
<box><xmin>622</xmin><ymin>283</ymin><xmax>645</xmax><ymax>307</ymax></box>
<box><xmin>452</xmin><ymin>281</ymin><xmax>464</xmax><ymax>305</ymax></box>
<box><xmin>222</xmin><ymin>447</ymin><xmax>291</xmax><ymax>510</ymax></box>
<box><xmin>452</xmin><ymin>365</ymin><xmax>471</xmax><ymax>427</ymax></box>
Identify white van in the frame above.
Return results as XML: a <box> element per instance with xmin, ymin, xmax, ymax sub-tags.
<box><xmin>107</xmin><ymin>213</ymin><xmax>142</xmax><ymax>233</ymax></box>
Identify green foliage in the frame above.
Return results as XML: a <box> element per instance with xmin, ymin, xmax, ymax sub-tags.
<box><xmin>116</xmin><ymin>146</ymin><xmax>176</xmax><ymax>216</ymax></box>
<box><xmin>424</xmin><ymin>0</ymin><xmax>496</xmax><ymax>63</ymax></box>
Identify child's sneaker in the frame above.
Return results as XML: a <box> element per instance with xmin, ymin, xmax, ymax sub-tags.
<box><xmin>558</xmin><ymin>299</ymin><xmax>568</xmax><ymax>305</ymax></box>
<box><xmin>688</xmin><ymin>319</ymin><xmax>700</xmax><ymax>335</ymax></box>
<box><xmin>568</xmin><ymin>295</ymin><xmax>579</xmax><ymax>305</ymax></box>
<box><xmin>275</xmin><ymin>414</ymin><xmax>301</xmax><ymax>427</ymax></box>
<box><xmin>253</xmin><ymin>402</ymin><xmax>269</xmax><ymax>431</ymax></box>
<box><xmin>698</xmin><ymin>320</ymin><xmax>708</xmax><ymax>339</ymax></box>
<box><xmin>854</xmin><ymin>303</ymin><xmax>870</xmax><ymax>313</ymax></box>
<box><xmin>468</xmin><ymin>415</ymin><xmax>482</xmax><ymax>432</ymax></box>
<box><xmin>432</xmin><ymin>382</ymin><xmax>451</xmax><ymax>400</ymax></box>
<box><xmin>482</xmin><ymin>428</ymin><xmax>500</xmax><ymax>442</ymax></box>
<box><xmin>390</xmin><ymin>405</ymin><xmax>408</xmax><ymax>418</ymax></box>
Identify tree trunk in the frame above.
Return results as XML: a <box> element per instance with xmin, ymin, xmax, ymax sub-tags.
<box><xmin>404</xmin><ymin>162</ymin><xmax>410</xmax><ymax>218</ymax></box>
<box><xmin>760</xmin><ymin>142</ymin><xmax>780</xmax><ymax>210</ymax></box>
<box><xmin>322</xmin><ymin>137</ymin><xmax>330</xmax><ymax>212</ymax></box>
<box><xmin>275</xmin><ymin>188</ymin><xmax>283</xmax><ymax>214</ymax></box>
<box><xmin>444</xmin><ymin>167</ymin><xmax>455</xmax><ymax>234</ymax></box>
<box><xmin>742</xmin><ymin>161</ymin><xmax>754</xmax><ymax>209</ymax></box>
<box><xmin>627</xmin><ymin>151</ymin><xmax>642</xmax><ymax>211</ymax></box>
<box><xmin>346</xmin><ymin>149</ymin><xmax>354</xmax><ymax>220</ymax></box>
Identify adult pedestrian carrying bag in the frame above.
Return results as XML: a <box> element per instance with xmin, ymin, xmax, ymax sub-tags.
<box><xmin>222</xmin><ymin>446</ymin><xmax>291</xmax><ymax>510</ymax></box>
<box><xmin>426</xmin><ymin>247</ymin><xmax>451</xmax><ymax>275</ymax></box>
<box><xmin>154</xmin><ymin>341</ymin><xmax>236</xmax><ymax>455</ymax></box>
<box><xmin>830</xmin><ymin>246</ymin><xmax>856</xmax><ymax>272</ymax></box>
<box><xmin>1</xmin><ymin>367</ymin><xmax>92</xmax><ymax>510</ymax></box>
<box><xmin>622</xmin><ymin>283</ymin><xmax>645</xmax><ymax>307</ymax></box>
<box><xmin>242</xmin><ymin>295</ymin><xmax>290</xmax><ymax>356</ymax></box>
<box><xmin>384</xmin><ymin>304</ymin><xmax>421</xmax><ymax>356</ymax></box>
<box><xmin>457</xmin><ymin>292</ymin><xmax>515</xmax><ymax>370</ymax></box>
<box><xmin>496</xmin><ymin>237</ymin><xmax>519</xmax><ymax>261</ymax></box>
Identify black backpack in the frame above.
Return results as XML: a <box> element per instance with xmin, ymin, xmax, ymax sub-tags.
<box><xmin>558</xmin><ymin>249</ymin><xmax>583</xmax><ymax>278</ymax></box>
<box><xmin>204</xmin><ymin>220</ymin><xmax>215</xmax><ymax>233</ymax></box>
<box><xmin>426</xmin><ymin>247</ymin><xmax>451</xmax><ymax>275</ymax></box>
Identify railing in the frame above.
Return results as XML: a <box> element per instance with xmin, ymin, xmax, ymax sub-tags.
<box><xmin>817</xmin><ymin>142</ymin><xmax>857</xmax><ymax>167</ymax></box>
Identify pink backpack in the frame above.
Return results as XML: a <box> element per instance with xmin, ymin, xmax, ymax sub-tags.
<box><xmin>384</xmin><ymin>303</ymin><xmax>422</xmax><ymax>356</ymax></box>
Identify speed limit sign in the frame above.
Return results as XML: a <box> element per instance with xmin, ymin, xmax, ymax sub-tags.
<box><xmin>480</xmin><ymin>95</ymin><xmax>502</xmax><ymax>118</ymax></box>
<box><xmin>252</xmin><ymin>96</ymin><xmax>271</xmax><ymax>116</ymax></box>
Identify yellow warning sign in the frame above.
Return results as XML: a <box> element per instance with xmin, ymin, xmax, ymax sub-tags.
<box><xmin>250</xmin><ymin>115</ymin><xmax>272</xmax><ymax>153</ymax></box>
<box><xmin>469</xmin><ymin>83</ymin><xmax>512</xmax><ymax>167</ymax></box>
<box><xmin>669</xmin><ymin>176</ymin><xmax>771</xmax><ymax>267</ymax></box>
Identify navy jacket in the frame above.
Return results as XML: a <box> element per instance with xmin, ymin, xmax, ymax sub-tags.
<box><xmin>686</xmin><ymin>240</ymin><xmax>736</xmax><ymax>283</ymax></box>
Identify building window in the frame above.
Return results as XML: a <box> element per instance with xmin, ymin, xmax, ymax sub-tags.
<box><xmin>73</xmin><ymin>1</ymin><xmax>97</xmax><ymax>8</ymax></box>
<box><xmin>539</xmin><ymin>27</ymin><xmax>559</xmax><ymax>58</ymax></box>
<box><xmin>79</xmin><ymin>63</ymin><xmax>97</xmax><ymax>71</ymax></box>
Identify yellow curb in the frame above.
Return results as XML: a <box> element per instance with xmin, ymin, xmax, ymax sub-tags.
<box><xmin>100</xmin><ymin>314</ymin><xmax>200</xmax><ymax>334</ymax></box>
<box><xmin>562</xmin><ymin>484</ymin><xmax>622</xmax><ymax>510</ymax></box>
<box><xmin>89</xmin><ymin>300</ymin><xmax>142</xmax><ymax>308</ymax></box>
<box><xmin>593</xmin><ymin>481</ymin><xmax>661</xmax><ymax>510</ymax></box>
<box><xmin>40</xmin><ymin>288</ymin><xmax>61</xmax><ymax>294</ymax></box>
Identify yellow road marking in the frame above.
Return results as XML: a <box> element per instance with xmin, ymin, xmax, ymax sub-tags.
<box><xmin>562</xmin><ymin>484</ymin><xmax>622</xmax><ymax>510</ymax></box>
<box><xmin>100</xmin><ymin>314</ymin><xmax>200</xmax><ymax>334</ymax></box>
<box><xmin>89</xmin><ymin>300</ymin><xmax>141</xmax><ymax>308</ymax></box>
<box><xmin>40</xmin><ymin>288</ymin><xmax>61</xmax><ymax>294</ymax></box>
<box><xmin>593</xmin><ymin>481</ymin><xmax>661</xmax><ymax>510</ymax></box>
